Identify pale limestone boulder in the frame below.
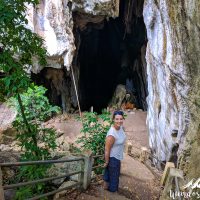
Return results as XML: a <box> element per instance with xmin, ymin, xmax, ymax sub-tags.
<box><xmin>55</xmin><ymin>135</ymin><xmax>70</xmax><ymax>152</ymax></box>
<box><xmin>110</xmin><ymin>84</ymin><xmax>126</xmax><ymax>109</ymax></box>
<box><xmin>0</xmin><ymin>152</ymin><xmax>20</xmax><ymax>184</ymax></box>
<box><xmin>48</xmin><ymin>156</ymin><xmax>83</xmax><ymax>186</ymax></box>
<box><xmin>53</xmin><ymin>181</ymin><xmax>77</xmax><ymax>200</ymax></box>
<box><xmin>26</xmin><ymin>0</ymin><xmax>75</xmax><ymax>72</ymax></box>
<box><xmin>72</xmin><ymin>0</ymin><xmax>119</xmax><ymax>17</ymax></box>
<box><xmin>0</xmin><ymin>104</ymin><xmax>17</xmax><ymax>139</ymax></box>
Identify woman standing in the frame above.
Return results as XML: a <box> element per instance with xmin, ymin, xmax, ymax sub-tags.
<box><xmin>103</xmin><ymin>110</ymin><xmax>126</xmax><ymax>192</ymax></box>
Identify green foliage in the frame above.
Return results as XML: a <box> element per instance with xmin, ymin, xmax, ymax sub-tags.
<box><xmin>0</xmin><ymin>0</ymin><xmax>46</xmax><ymax>101</ymax></box>
<box><xmin>11</xmin><ymin>84</ymin><xmax>60</xmax><ymax>122</ymax></box>
<box><xmin>76</xmin><ymin>109</ymin><xmax>112</xmax><ymax>174</ymax></box>
<box><xmin>9</xmin><ymin>85</ymin><xmax>60</xmax><ymax>199</ymax></box>
<box><xmin>0</xmin><ymin>0</ymin><xmax>56</xmax><ymax>198</ymax></box>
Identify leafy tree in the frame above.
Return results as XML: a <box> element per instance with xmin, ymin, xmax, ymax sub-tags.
<box><xmin>9</xmin><ymin>85</ymin><xmax>60</xmax><ymax>199</ymax></box>
<box><xmin>0</xmin><ymin>0</ymin><xmax>46</xmax><ymax>101</ymax></box>
<box><xmin>0</xmin><ymin>0</ymin><xmax>47</xmax><ymax>149</ymax></box>
<box><xmin>10</xmin><ymin>84</ymin><xmax>60</xmax><ymax>160</ymax></box>
<box><xmin>0</xmin><ymin>0</ymin><xmax>47</xmax><ymax>156</ymax></box>
<box><xmin>0</xmin><ymin>0</ymin><xmax>58</xmax><ymax>199</ymax></box>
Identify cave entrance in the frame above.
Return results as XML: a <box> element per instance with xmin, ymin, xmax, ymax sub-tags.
<box><xmin>75</xmin><ymin>0</ymin><xmax>148</xmax><ymax>113</ymax></box>
<box><xmin>31</xmin><ymin>0</ymin><xmax>148</xmax><ymax>114</ymax></box>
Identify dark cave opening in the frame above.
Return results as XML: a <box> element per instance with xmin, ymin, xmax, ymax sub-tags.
<box><xmin>76</xmin><ymin>0</ymin><xmax>148</xmax><ymax>112</ymax></box>
<box><xmin>78</xmin><ymin>18</ymin><xmax>122</xmax><ymax>112</ymax></box>
<box><xmin>31</xmin><ymin>67</ymin><xmax>78</xmax><ymax>113</ymax></box>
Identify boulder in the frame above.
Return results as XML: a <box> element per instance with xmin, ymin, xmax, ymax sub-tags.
<box><xmin>55</xmin><ymin>135</ymin><xmax>70</xmax><ymax>152</ymax></box>
<box><xmin>48</xmin><ymin>155</ymin><xmax>83</xmax><ymax>186</ymax></box>
<box><xmin>0</xmin><ymin>152</ymin><xmax>20</xmax><ymax>184</ymax></box>
<box><xmin>53</xmin><ymin>181</ymin><xmax>78</xmax><ymax>200</ymax></box>
<box><xmin>110</xmin><ymin>84</ymin><xmax>126</xmax><ymax>109</ymax></box>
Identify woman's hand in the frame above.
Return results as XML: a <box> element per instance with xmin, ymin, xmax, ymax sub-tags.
<box><xmin>103</xmin><ymin>162</ymin><xmax>109</xmax><ymax>168</ymax></box>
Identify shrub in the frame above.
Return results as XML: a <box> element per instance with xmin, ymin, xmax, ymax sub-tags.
<box><xmin>76</xmin><ymin>109</ymin><xmax>112</xmax><ymax>173</ymax></box>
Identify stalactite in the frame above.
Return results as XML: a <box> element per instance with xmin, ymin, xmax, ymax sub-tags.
<box><xmin>123</xmin><ymin>0</ymin><xmax>144</xmax><ymax>36</ymax></box>
<box><xmin>124</xmin><ymin>0</ymin><xmax>135</xmax><ymax>35</ymax></box>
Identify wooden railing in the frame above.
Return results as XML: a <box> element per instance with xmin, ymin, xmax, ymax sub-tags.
<box><xmin>3</xmin><ymin>143</ymin><xmax>186</xmax><ymax>200</ymax></box>
<box><xmin>126</xmin><ymin>143</ymin><xmax>186</xmax><ymax>200</ymax></box>
<box><xmin>160</xmin><ymin>162</ymin><xmax>185</xmax><ymax>200</ymax></box>
<box><xmin>0</xmin><ymin>152</ymin><xmax>104</xmax><ymax>200</ymax></box>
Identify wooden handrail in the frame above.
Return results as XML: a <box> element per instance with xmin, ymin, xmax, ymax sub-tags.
<box><xmin>0</xmin><ymin>157</ymin><xmax>83</xmax><ymax>167</ymax></box>
<box><xmin>159</xmin><ymin>162</ymin><xmax>185</xmax><ymax>200</ymax></box>
<box><xmin>0</xmin><ymin>154</ymin><xmax>94</xmax><ymax>200</ymax></box>
<box><xmin>3</xmin><ymin>170</ymin><xmax>82</xmax><ymax>190</ymax></box>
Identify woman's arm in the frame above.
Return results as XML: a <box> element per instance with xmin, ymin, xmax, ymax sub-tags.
<box><xmin>104</xmin><ymin>135</ymin><xmax>115</xmax><ymax>167</ymax></box>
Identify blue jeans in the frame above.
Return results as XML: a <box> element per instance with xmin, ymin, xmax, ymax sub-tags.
<box><xmin>103</xmin><ymin>157</ymin><xmax>121</xmax><ymax>192</ymax></box>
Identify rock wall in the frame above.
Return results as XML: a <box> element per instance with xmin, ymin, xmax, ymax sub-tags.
<box><xmin>26</xmin><ymin>0</ymin><xmax>119</xmax><ymax>73</ymax></box>
<box><xmin>144</xmin><ymin>0</ymin><xmax>200</xmax><ymax>178</ymax></box>
<box><xmin>72</xmin><ymin>0</ymin><xmax>119</xmax><ymax>17</ymax></box>
<box><xmin>26</xmin><ymin>0</ymin><xmax>75</xmax><ymax>72</ymax></box>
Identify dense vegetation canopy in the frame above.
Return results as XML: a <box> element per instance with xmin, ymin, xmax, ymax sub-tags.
<box><xmin>0</xmin><ymin>0</ymin><xmax>46</xmax><ymax>100</ymax></box>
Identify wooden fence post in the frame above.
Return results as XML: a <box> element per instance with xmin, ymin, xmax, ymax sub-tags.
<box><xmin>139</xmin><ymin>147</ymin><xmax>149</xmax><ymax>163</ymax></box>
<box><xmin>90</xmin><ymin>106</ymin><xmax>93</xmax><ymax>113</ymax></box>
<box><xmin>127</xmin><ymin>143</ymin><xmax>132</xmax><ymax>155</ymax></box>
<box><xmin>160</xmin><ymin>162</ymin><xmax>175</xmax><ymax>186</ymax></box>
<box><xmin>0</xmin><ymin>167</ymin><xmax>5</xmax><ymax>200</ymax></box>
<box><xmin>82</xmin><ymin>151</ymin><xmax>93</xmax><ymax>190</ymax></box>
<box><xmin>160</xmin><ymin>167</ymin><xmax>184</xmax><ymax>200</ymax></box>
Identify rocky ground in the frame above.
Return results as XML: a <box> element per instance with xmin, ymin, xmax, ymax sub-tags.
<box><xmin>0</xmin><ymin>105</ymin><xmax>162</xmax><ymax>200</ymax></box>
<box><xmin>0</xmin><ymin>104</ymin><xmax>82</xmax><ymax>153</ymax></box>
<box><xmin>52</xmin><ymin>110</ymin><xmax>162</xmax><ymax>200</ymax></box>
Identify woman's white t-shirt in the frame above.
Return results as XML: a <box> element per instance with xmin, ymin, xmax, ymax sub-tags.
<box><xmin>106</xmin><ymin>126</ymin><xmax>126</xmax><ymax>160</ymax></box>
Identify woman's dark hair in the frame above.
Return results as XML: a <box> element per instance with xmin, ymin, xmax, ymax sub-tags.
<box><xmin>112</xmin><ymin>110</ymin><xmax>124</xmax><ymax>120</ymax></box>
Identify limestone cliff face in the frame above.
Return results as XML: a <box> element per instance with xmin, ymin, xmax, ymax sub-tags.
<box><xmin>144</xmin><ymin>0</ymin><xmax>200</xmax><ymax>178</ymax></box>
<box><xmin>72</xmin><ymin>0</ymin><xmax>119</xmax><ymax>17</ymax></box>
<box><xmin>26</xmin><ymin>0</ymin><xmax>75</xmax><ymax>72</ymax></box>
<box><xmin>26</xmin><ymin>0</ymin><xmax>119</xmax><ymax>73</ymax></box>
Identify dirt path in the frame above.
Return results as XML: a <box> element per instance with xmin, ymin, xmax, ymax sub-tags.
<box><xmin>124</xmin><ymin>110</ymin><xmax>149</xmax><ymax>148</ymax></box>
<box><xmin>45</xmin><ymin>114</ymin><xmax>82</xmax><ymax>144</ymax></box>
